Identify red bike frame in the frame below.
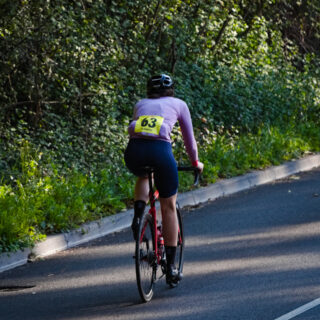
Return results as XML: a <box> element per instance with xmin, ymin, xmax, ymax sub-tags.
<box><xmin>139</xmin><ymin>171</ymin><xmax>163</xmax><ymax>264</ymax></box>
<box><xmin>140</xmin><ymin>168</ymin><xmax>184</xmax><ymax>266</ymax></box>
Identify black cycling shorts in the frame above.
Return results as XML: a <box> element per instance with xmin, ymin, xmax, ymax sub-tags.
<box><xmin>124</xmin><ymin>138</ymin><xmax>178</xmax><ymax>198</ymax></box>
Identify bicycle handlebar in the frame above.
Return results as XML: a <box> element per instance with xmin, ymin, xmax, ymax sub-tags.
<box><xmin>177</xmin><ymin>166</ymin><xmax>201</xmax><ymax>186</ymax></box>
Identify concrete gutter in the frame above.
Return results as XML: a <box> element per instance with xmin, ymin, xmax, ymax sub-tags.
<box><xmin>1</xmin><ymin>154</ymin><xmax>320</xmax><ymax>273</ymax></box>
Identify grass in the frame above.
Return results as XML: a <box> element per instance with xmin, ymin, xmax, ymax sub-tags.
<box><xmin>1</xmin><ymin>122</ymin><xmax>319</xmax><ymax>253</ymax></box>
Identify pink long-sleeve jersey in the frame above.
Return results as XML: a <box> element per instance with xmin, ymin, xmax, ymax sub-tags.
<box><xmin>128</xmin><ymin>96</ymin><xmax>198</xmax><ymax>163</ymax></box>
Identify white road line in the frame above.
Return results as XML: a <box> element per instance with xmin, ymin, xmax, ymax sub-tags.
<box><xmin>274</xmin><ymin>298</ymin><xmax>320</xmax><ymax>320</ymax></box>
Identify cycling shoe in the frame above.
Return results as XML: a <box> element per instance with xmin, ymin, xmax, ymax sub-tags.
<box><xmin>166</xmin><ymin>264</ymin><xmax>183</xmax><ymax>287</ymax></box>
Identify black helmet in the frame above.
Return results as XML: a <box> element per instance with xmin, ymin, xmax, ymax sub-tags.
<box><xmin>147</xmin><ymin>74</ymin><xmax>174</xmax><ymax>91</ymax></box>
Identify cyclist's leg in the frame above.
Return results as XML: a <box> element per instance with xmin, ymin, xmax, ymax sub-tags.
<box><xmin>131</xmin><ymin>177</ymin><xmax>149</xmax><ymax>239</ymax></box>
<box><xmin>154</xmin><ymin>142</ymin><xmax>178</xmax><ymax>247</ymax></box>
<box><xmin>124</xmin><ymin>139</ymin><xmax>151</xmax><ymax>239</ymax></box>
<box><xmin>159</xmin><ymin>194</ymin><xmax>178</xmax><ymax>246</ymax></box>
<box><xmin>159</xmin><ymin>194</ymin><xmax>182</xmax><ymax>285</ymax></box>
<box><xmin>131</xmin><ymin>176</ymin><xmax>150</xmax><ymax>239</ymax></box>
<box><xmin>150</xmin><ymin>140</ymin><xmax>180</xmax><ymax>284</ymax></box>
<box><xmin>134</xmin><ymin>176</ymin><xmax>149</xmax><ymax>203</ymax></box>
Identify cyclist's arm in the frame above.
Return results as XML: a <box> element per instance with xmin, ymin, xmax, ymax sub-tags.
<box><xmin>178</xmin><ymin>102</ymin><xmax>203</xmax><ymax>170</ymax></box>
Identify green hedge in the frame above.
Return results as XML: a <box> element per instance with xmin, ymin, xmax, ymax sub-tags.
<box><xmin>1</xmin><ymin>121</ymin><xmax>320</xmax><ymax>253</ymax></box>
<box><xmin>1</xmin><ymin>0</ymin><xmax>320</xmax><ymax>252</ymax></box>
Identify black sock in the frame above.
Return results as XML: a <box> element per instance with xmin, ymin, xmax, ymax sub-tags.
<box><xmin>165</xmin><ymin>246</ymin><xmax>177</xmax><ymax>266</ymax></box>
<box><xmin>133</xmin><ymin>200</ymin><xmax>146</xmax><ymax>223</ymax></box>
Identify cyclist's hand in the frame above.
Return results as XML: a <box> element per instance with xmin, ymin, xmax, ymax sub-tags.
<box><xmin>195</xmin><ymin>161</ymin><xmax>204</xmax><ymax>173</ymax></box>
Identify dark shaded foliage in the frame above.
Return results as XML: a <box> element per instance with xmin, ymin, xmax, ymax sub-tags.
<box><xmin>0</xmin><ymin>0</ymin><xmax>319</xmax><ymax>252</ymax></box>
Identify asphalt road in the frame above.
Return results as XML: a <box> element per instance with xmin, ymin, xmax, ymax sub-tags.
<box><xmin>1</xmin><ymin>168</ymin><xmax>320</xmax><ymax>320</ymax></box>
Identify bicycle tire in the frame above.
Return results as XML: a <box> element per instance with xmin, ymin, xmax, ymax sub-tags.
<box><xmin>175</xmin><ymin>205</ymin><xmax>184</xmax><ymax>280</ymax></box>
<box><xmin>135</xmin><ymin>211</ymin><xmax>156</xmax><ymax>302</ymax></box>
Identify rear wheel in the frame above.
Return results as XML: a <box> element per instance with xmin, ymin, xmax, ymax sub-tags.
<box><xmin>135</xmin><ymin>211</ymin><xmax>156</xmax><ymax>302</ymax></box>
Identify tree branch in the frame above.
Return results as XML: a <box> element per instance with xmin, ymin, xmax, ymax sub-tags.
<box><xmin>140</xmin><ymin>0</ymin><xmax>163</xmax><ymax>69</ymax></box>
<box><xmin>211</xmin><ymin>8</ymin><xmax>233</xmax><ymax>54</ymax></box>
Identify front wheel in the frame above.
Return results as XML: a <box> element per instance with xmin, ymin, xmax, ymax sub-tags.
<box><xmin>167</xmin><ymin>205</ymin><xmax>184</xmax><ymax>288</ymax></box>
<box><xmin>175</xmin><ymin>205</ymin><xmax>184</xmax><ymax>281</ymax></box>
<box><xmin>135</xmin><ymin>211</ymin><xmax>156</xmax><ymax>302</ymax></box>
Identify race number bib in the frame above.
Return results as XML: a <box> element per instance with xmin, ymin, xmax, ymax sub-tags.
<box><xmin>134</xmin><ymin>115</ymin><xmax>164</xmax><ymax>135</ymax></box>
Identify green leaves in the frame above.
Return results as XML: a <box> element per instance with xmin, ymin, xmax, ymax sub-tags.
<box><xmin>0</xmin><ymin>145</ymin><xmax>132</xmax><ymax>253</ymax></box>
<box><xmin>0</xmin><ymin>0</ymin><xmax>320</xmax><ymax>252</ymax></box>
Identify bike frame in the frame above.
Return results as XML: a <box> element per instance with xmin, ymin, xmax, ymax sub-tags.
<box><xmin>135</xmin><ymin>165</ymin><xmax>199</xmax><ymax>301</ymax></box>
<box><xmin>140</xmin><ymin>168</ymin><xmax>185</xmax><ymax>266</ymax></box>
<box><xmin>148</xmin><ymin>171</ymin><xmax>162</xmax><ymax>264</ymax></box>
<box><xmin>138</xmin><ymin>170</ymin><xmax>161</xmax><ymax>264</ymax></box>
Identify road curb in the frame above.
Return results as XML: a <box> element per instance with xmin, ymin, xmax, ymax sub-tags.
<box><xmin>1</xmin><ymin>154</ymin><xmax>320</xmax><ymax>273</ymax></box>
<box><xmin>0</xmin><ymin>249</ymin><xmax>31</xmax><ymax>273</ymax></box>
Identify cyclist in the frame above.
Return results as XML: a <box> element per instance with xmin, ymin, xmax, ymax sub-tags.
<box><xmin>124</xmin><ymin>74</ymin><xmax>204</xmax><ymax>285</ymax></box>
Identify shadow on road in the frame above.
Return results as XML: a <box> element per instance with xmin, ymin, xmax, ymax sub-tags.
<box><xmin>1</xmin><ymin>168</ymin><xmax>320</xmax><ymax>320</ymax></box>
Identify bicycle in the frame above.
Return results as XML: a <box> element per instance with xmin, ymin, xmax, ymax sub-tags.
<box><xmin>134</xmin><ymin>166</ymin><xmax>200</xmax><ymax>302</ymax></box>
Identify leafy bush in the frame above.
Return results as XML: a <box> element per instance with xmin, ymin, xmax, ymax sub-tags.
<box><xmin>0</xmin><ymin>140</ymin><xmax>133</xmax><ymax>252</ymax></box>
<box><xmin>0</xmin><ymin>0</ymin><xmax>320</xmax><ymax>252</ymax></box>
